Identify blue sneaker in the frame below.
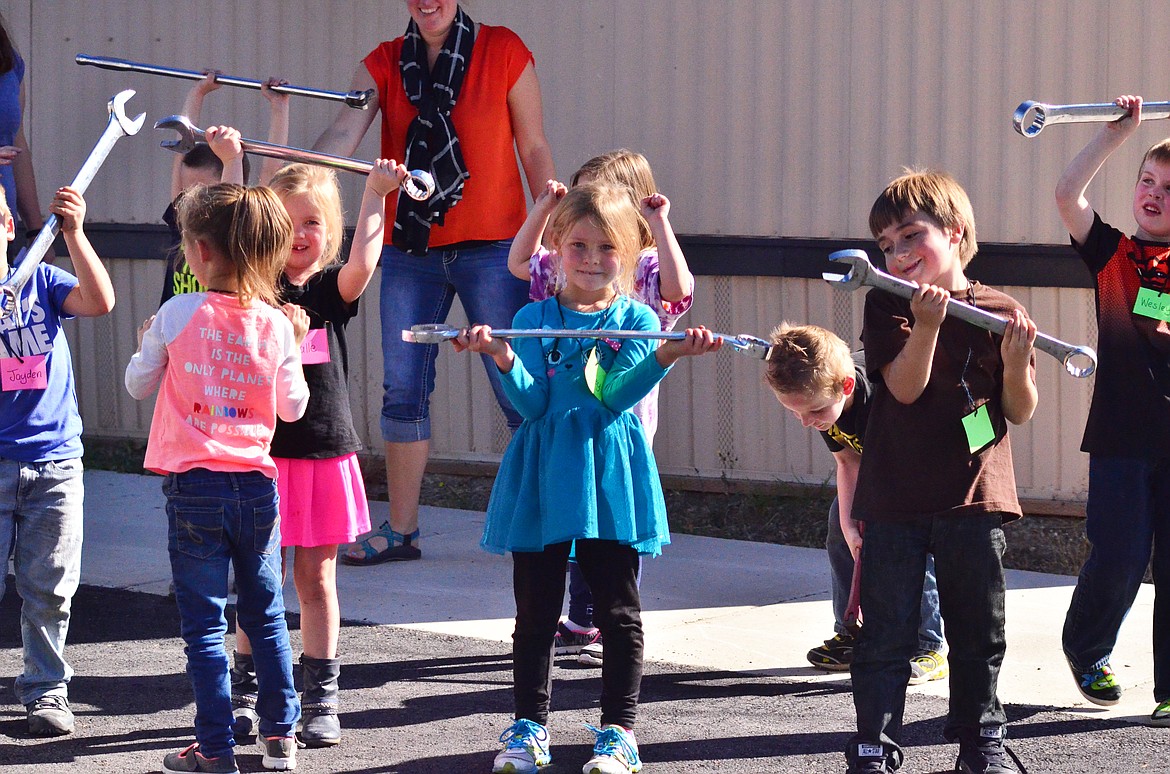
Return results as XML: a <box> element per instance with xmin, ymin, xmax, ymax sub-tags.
<box><xmin>493</xmin><ymin>718</ymin><xmax>551</xmax><ymax>773</ymax></box>
<box><xmin>583</xmin><ymin>724</ymin><xmax>642</xmax><ymax>774</ymax></box>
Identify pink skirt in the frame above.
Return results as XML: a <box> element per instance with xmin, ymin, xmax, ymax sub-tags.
<box><xmin>275</xmin><ymin>453</ymin><xmax>371</xmax><ymax>548</ymax></box>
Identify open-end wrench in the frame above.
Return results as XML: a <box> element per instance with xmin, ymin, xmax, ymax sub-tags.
<box><xmin>153</xmin><ymin>114</ymin><xmax>435</xmax><ymax>201</ymax></box>
<box><xmin>823</xmin><ymin>249</ymin><xmax>1097</xmax><ymax>378</ymax></box>
<box><xmin>1013</xmin><ymin>98</ymin><xmax>1170</xmax><ymax>138</ymax></box>
<box><xmin>76</xmin><ymin>54</ymin><xmax>375</xmax><ymax>109</ymax></box>
<box><xmin>402</xmin><ymin>323</ymin><xmax>773</xmax><ymax>360</ymax></box>
<box><xmin>0</xmin><ymin>89</ymin><xmax>145</xmax><ymax>319</ymax></box>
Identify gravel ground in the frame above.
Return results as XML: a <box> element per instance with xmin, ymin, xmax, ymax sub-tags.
<box><xmin>3</xmin><ymin>584</ymin><xmax>1166</xmax><ymax>773</ymax></box>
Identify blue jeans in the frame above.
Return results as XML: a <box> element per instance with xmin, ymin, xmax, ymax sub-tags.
<box><xmin>1063</xmin><ymin>455</ymin><xmax>1170</xmax><ymax>700</ymax></box>
<box><xmin>827</xmin><ymin>498</ymin><xmax>944</xmax><ymax>649</ymax></box>
<box><xmin>379</xmin><ymin>240</ymin><xmax>529</xmax><ymax>442</ymax></box>
<box><xmin>164</xmin><ymin>470</ymin><xmax>299</xmax><ymax>757</ymax></box>
<box><xmin>0</xmin><ymin>457</ymin><xmax>84</xmax><ymax>705</ymax></box>
<box><xmin>849</xmin><ymin>514</ymin><xmax>1007</xmax><ymax>765</ymax></box>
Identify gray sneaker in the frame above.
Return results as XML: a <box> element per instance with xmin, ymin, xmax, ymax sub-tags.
<box><xmin>257</xmin><ymin>736</ymin><xmax>298</xmax><ymax>771</ymax></box>
<box><xmin>26</xmin><ymin>694</ymin><xmax>74</xmax><ymax>736</ymax></box>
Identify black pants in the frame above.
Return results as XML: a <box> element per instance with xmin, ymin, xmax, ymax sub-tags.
<box><xmin>512</xmin><ymin>539</ymin><xmax>643</xmax><ymax>728</ymax></box>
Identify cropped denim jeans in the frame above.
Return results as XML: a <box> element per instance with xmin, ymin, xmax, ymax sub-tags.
<box><xmin>378</xmin><ymin>240</ymin><xmax>529</xmax><ymax>442</ymax></box>
<box><xmin>164</xmin><ymin>469</ymin><xmax>299</xmax><ymax>757</ymax></box>
<box><xmin>1063</xmin><ymin>455</ymin><xmax>1170</xmax><ymax>701</ymax></box>
<box><xmin>0</xmin><ymin>456</ymin><xmax>84</xmax><ymax>705</ymax></box>
<box><xmin>826</xmin><ymin>497</ymin><xmax>945</xmax><ymax>649</ymax></box>
<box><xmin>848</xmin><ymin>514</ymin><xmax>1008</xmax><ymax>766</ymax></box>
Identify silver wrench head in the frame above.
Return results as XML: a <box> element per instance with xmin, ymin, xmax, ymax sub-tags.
<box><xmin>402</xmin><ymin>324</ymin><xmax>461</xmax><ymax>344</ymax></box>
<box><xmin>154</xmin><ymin>114</ymin><xmax>202</xmax><ymax>154</ymax></box>
<box><xmin>402</xmin><ymin>170</ymin><xmax>435</xmax><ymax>202</ymax></box>
<box><xmin>725</xmin><ymin>334</ymin><xmax>771</xmax><ymax>360</ymax></box>
<box><xmin>1012</xmin><ymin>100</ymin><xmax>1046</xmax><ymax>138</ymax></box>
<box><xmin>823</xmin><ymin>249</ymin><xmax>875</xmax><ymax>291</ymax></box>
<box><xmin>109</xmin><ymin>89</ymin><xmax>146</xmax><ymax>136</ymax></box>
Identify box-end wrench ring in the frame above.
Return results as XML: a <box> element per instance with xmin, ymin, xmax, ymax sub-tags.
<box><xmin>823</xmin><ymin>249</ymin><xmax>1097</xmax><ymax>378</ymax></box>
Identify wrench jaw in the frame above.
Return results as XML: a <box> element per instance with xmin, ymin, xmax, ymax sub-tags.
<box><xmin>346</xmin><ymin>89</ymin><xmax>376</xmax><ymax>109</ymax></box>
<box><xmin>0</xmin><ymin>285</ymin><xmax>17</xmax><ymax>320</ymax></box>
<box><xmin>401</xmin><ymin>324</ymin><xmax>462</xmax><ymax>344</ymax></box>
<box><xmin>154</xmin><ymin>115</ymin><xmax>201</xmax><ymax>155</ymax></box>
<box><xmin>824</xmin><ymin>249</ymin><xmax>873</xmax><ymax>292</ymax></box>
<box><xmin>1063</xmin><ymin>346</ymin><xmax>1098</xmax><ymax>379</ymax></box>
<box><xmin>724</xmin><ymin>334</ymin><xmax>771</xmax><ymax>360</ymax></box>
<box><xmin>109</xmin><ymin>89</ymin><xmax>146</xmax><ymax>136</ymax></box>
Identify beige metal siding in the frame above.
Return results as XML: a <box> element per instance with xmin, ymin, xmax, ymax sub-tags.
<box><xmin>14</xmin><ymin>1</ymin><xmax>1139</xmax><ymax>504</ymax></box>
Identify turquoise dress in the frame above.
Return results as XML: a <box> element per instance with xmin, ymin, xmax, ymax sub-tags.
<box><xmin>481</xmin><ymin>295</ymin><xmax>672</xmax><ymax>556</ymax></box>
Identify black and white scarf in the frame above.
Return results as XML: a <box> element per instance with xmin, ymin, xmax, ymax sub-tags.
<box><xmin>394</xmin><ymin>6</ymin><xmax>476</xmax><ymax>256</ymax></box>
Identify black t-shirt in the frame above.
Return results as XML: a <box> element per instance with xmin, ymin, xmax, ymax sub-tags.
<box><xmin>820</xmin><ymin>353</ymin><xmax>869</xmax><ymax>455</ymax></box>
<box><xmin>269</xmin><ymin>266</ymin><xmax>363</xmax><ymax>459</ymax></box>
<box><xmin>159</xmin><ymin>201</ymin><xmax>203</xmax><ymax>307</ymax></box>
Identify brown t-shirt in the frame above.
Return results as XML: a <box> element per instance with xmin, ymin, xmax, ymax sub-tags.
<box><xmin>854</xmin><ymin>283</ymin><xmax>1031</xmax><ymax>523</ymax></box>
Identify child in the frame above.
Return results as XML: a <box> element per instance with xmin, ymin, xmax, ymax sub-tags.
<box><xmin>845</xmin><ymin>170</ymin><xmax>1037</xmax><ymax>774</ymax></box>
<box><xmin>1055</xmin><ymin>95</ymin><xmax>1170</xmax><ymax>724</ymax></box>
<box><xmin>161</xmin><ymin>72</ymin><xmax>288</xmax><ymax>306</ymax></box>
<box><xmin>507</xmin><ymin>149</ymin><xmax>695</xmax><ymax>667</ymax></box>
<box><xmin>229</xmin><ymin>159</ymin><xmax>407</xmax><ymax>748</ymax></box>
<box><xmin>0</xmin><ymin>184</ymin><xmax>114</xmax><ymax>736</ymax></box>
<box><xmin>456</xmin><ymin>182</ymin><xmax>721</xmax><ymax>774</ymax></box>
<box><xmin>763</xmin><ymin>323</ymin><xmax>948</xmax><ymax>682</ymax></box>
<box><xmin>125</xmin><ymin>180</ymin><xmax>310</xmax><ymax>774</ymax></box>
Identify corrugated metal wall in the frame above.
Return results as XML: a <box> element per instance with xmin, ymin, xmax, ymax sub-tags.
<box><xmin>12</xmin><ymin>0</ymin><xmax>1162</xmax><ymax>503</ymax></box>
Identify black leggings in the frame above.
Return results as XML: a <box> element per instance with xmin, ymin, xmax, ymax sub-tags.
<box><xmin>512</xmin><ymin>539</ymin><xmax>643</xmax><ymax>728</ymax></box>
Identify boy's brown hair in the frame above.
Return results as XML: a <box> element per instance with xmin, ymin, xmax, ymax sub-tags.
<box><xmin>546</xmin><ymin>182</ymin><xmax>643</xmax><ymax>296</ymax></box>
<box><xmin>1140</xmin><ymin>139</ymin><xmax>1170</xmax><ymax>176</ymax></box>
<box><xmin>175</xmin><ymin>183</ymin><xmax>291</xmax><ymax>308</ymax></box>
<box><xmin>764</xmin><ymin>322</ymin><xmax>853</xmax><ymax>398</ymax></box>
<box><xmin>868</xmin><ymin>168</ymin><xmax>978</xmax><ymax>267</ymax></box>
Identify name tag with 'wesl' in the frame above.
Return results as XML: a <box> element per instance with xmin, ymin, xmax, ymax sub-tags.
<box><xmin>1134</xmin><ymin>287</ymin><xmax>1170</xmax><ymax>322</ymax></box>
<box><xmin>2</xmin><ymin>354</ymin><xmax>47</xmax><ymax>391</ymax></box>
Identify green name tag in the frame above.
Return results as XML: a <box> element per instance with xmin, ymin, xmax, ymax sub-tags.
<box><xmin>584</xmin><ymin>347</ymin><xmax>607</xmax><ymax>400</ymax></box>
<box><xmin>961</xmin><ymin>404</ymin><xmax>996</xmax><ymax>455</ymax></box>
<box><xmin>1134</xmin><ymin>287</ymin><xmax>1170</xmax><ymax>322</ymax></box>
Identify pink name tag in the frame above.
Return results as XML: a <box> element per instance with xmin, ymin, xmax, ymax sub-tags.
<box><xmin>300</xmin><ymin>329</ymin><xmax>331</xmax><ymax>365</ymax></box>
<box><xmin>1</xmin><ymin>354</ymin><xmax>47</xmax><ymax>391</ymax></box>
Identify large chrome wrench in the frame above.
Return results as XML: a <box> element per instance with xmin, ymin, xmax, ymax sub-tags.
<box><xmin>0</xmin><ymin>89</ymin><xmax>145</xmax><ymax>318</ymax></box>
<box><xmin>823</xmin><ymin>249</ymin><xmax>1097</xmax><ymax>378</ymax></box>
<box><xmin>77</xmin><ymin>54</ymin><xmax>375</xmax><ymax>109</ymax></box>
<box><xmin>1013</xmin><ymin>99</ymin><xmax>1170</xmax><ymax>138</ymax></box>
<box><xmin>402</xmin><ymin>323</ymin><xmax>772</xmax><ymax>360</ymax></box>
<box><xmin>153</xmin><ymin>114</ymin><xmax>435</xmax><ymax>201</ymax></box>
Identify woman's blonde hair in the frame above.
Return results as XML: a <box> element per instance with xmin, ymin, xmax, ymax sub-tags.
<box><xmin>268</xmin><ymin>163</ymin><xmax>345</xmax><ymax>269</ymax></box>
<box><xmin>546</xmin><ymin>182</ymin><xmax>643</xmax><ymax>296</ymax></box>
<box><xmin>176</xmin><ymin>183</ymin><xmax>292</xmax><ymax>307</ymax></box>
<box><xmin>571</xmin><ymin>149</ymin><xmax>656</xmax><ymax>250</ymax></box>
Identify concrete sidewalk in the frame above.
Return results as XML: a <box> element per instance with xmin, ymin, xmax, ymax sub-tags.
<box><xmin>82</xmin><ymin>469</ymin><xmax>1157</xmax><ymax>724</ymax></box>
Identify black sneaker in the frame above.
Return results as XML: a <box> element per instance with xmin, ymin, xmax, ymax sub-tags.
<box><xmin>26</xmin><ymin>694</ymin><xmax>74</xmax><ymax>736</ymax></box>
<box><xmin>955</xmin><ymin>726</ymin><xmax>1026</xmax><ymax>774</ymax></box>
<box><xmin>847</xmin><ymin>742</ymin><xmax>894</xmax><ymax>773</ymax></box>
<box><xmin>808</xmin><ymin>632</ymin><xmax>855</xmax><ymax>671</ymax></box>
<box><xmin>553</xmin><ymin>620</ymin><xmax>601</xmax><ymax>656</ymax></box>
<box><xmin>1068</xmin><ymin>656</ymin><xmax>1122</xmax><ymax>706</ymax></box>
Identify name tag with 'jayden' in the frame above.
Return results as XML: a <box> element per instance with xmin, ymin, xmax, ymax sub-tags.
<box><xmin>2</xmin><ymin>354</ymin><xmax>47</xmax><ymax>391</ymax></box>
<box><xmin>300</xmin><ymin>329</ymin><xmax>331</xmax><ymax>365</ymax></box>
<box><xmin>1134</xmin><ymin>287</ymin><xmax>1170</xmax><ymax>322</ymax></box>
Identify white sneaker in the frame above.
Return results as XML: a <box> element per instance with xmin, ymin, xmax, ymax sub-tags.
<box><xmin>493</xmin><ymin>718</ymin><xmax>551</xmax><ymax>773</ymax></box>
<box><xmin>583</xmin><ymin>724</ymin><xmax>642</xmax><ymax>774</ymax></box>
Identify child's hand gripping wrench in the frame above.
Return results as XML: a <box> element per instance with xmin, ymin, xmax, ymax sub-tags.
<box><xmin>823</xmin><ymin>249</ymin><xmax>1098</xmax><ymax>378</ymax></box>
<box><xmin>0</xmin><ymin>90</ymin><xmax>145</xmax><ymax>318</ymax></box>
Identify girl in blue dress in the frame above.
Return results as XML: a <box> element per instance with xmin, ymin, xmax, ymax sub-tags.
<box><xmin>454</xmin><ymin>182</ymin><xmax>721</xmax><ymax>774</ymax></box>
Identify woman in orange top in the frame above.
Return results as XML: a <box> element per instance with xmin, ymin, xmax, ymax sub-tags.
<box><xmin>315</xmin><ymin>0</ymin><xmax>554</xmax><ymax>565</ymax></box>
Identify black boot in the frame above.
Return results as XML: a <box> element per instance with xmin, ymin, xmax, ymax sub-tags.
<box><xmin>299</xmin><ymin>654</ymin><xmax>341</xmax><ymax>747</ymax></box>
<box><xmin>230</xmin><ymin>651</ymin><xmax>259</xmax><ymax>740</ymax></box>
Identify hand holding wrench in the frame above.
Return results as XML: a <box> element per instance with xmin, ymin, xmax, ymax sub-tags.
<box><xmin>0</xmin><ymin>89</ymin><xmax>145</xmax><ymax>318</ymax></box>
<box><xmin>154</xmin><ymin>115</ymin><xmax>435</xmax><ymax>201</ymax></box>
<box><xmin>823</xmin><ymin>249</ymin><xmax>1097</xmax><ymax>378</ymax></box>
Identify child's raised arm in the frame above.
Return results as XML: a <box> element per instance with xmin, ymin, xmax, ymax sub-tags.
<box><xmin>53</xmin><ymin>187</ymin><xmax>115</xmax><ymax>318</ymax></box>
<box><xmin>170</xmin><ymin>72</ymin><xmax>222</xmax><ymax>200</ymax></box>
<box><xmin>1055</xmin><ymin>94</ymin><xmax>1143</xmax><ymax>246</ymax></box>
<box><xmin>205</xmin><ymin>126</ymin><xmax>245</xmax><ymax>185</ymax></box>
<box><xmin>258</xmin><ymin>77</ymin><xmax>290</xmax><ymax>186</ymax></box>
<box><xmin>641</xmin><ymin>193</ymin><xmax>694</xmax><ymax>302</ymax></box>
<box><xmin>338</xmin><ymin>158</ymin><xmax>408</xmax><ymax>304</ymax></box>
<box><xmin>508</xmin><ymin>179</ymin><xmax>565</xmax><ymax>281</ymax></box>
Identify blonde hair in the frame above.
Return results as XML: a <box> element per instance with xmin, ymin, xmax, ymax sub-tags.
<box><xmin>176</xmin><ymin>183</ymin><xmax>292</xmax><ymax>307</ymax></box>
<box><xmin>571</xmin><ymin>149</ymin><xmax>656</xmax><ymax>251</ymax></box>
<box><xmin>764</xmin><ymin>323</ymin><xmax>854</xmax><ymax>399</ymax></box>
<box><xmin>546</xmin><ymin>182</ymin><xmax>643</xmax><ymax>296</ymax></box>
<box><xmin>268</xmin><ymin>163</ymin><xmax>344</xmax><ymax>269</ymax></box>
<box><xmin>868</xmin><ymin>168</ymin><xmax>978</xmax><ymax>267</ymax></box>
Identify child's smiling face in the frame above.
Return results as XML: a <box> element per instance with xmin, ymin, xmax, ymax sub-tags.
<box><xmin>1133</xmin><ymin>158</ymin><xmax>1170</xmax><ymax>241</ymax></box>
<box><xmin>875</xmin><ymin>210</ymin><xmax>966</xmax><ymax>289</ymax></box>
